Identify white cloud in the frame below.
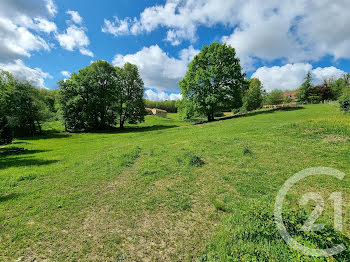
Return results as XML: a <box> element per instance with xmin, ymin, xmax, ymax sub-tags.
<box><xmin>0</xmin><ymin>18</ymin><xmax>50</xmax><ymax>62</ymax></box>
<box><xmin>46</xmin><ymin>0</ymin><xmax>57</xmax><ymax>16</ymax></box>
<box><xmin>221</xmin><ymin>0</ymin><xmax>350</xmax><ymax>69</ymax></box>
<box><xmin>79</xmin><ymin>48</ymin><xmax>94</xmax><ymax>57</ymax></box>
<box><xmin>31</xmin><ymin>17</ymin><xmax>57</xmax><ymax>33</ymax></box>
<box><xmin>113</xmin><ymin>45</ymin><xmax>199</xmax><ymax>92</ymax></box>
<box><xmin>145</xmin><ymin>89</ymin><xmax>182</xmax><ymax>101</ymax></box>
<box><xmin>0</xmin><ymin>59</ymin><xmax>52</xmax><ymax>89</ymax></box>
<box><xmin>0</xmin><ymin>0</ymin><xmax>57</xmax><ymax>20</ymax></box>
<box><xmin>56</xmin><ymin>25</ymin><xmax>94</xmax><ymax>57</ymax></box>
<box><xmin>61</xmin><ymin>71</ymin><xmax>71</xmax><ymax>78</ymax></box>
<box><xmin>67</xmin><ymin>10</ymin><xmax>83</xmax><ymax>24</ymax></box>
<box><xmin>103</xmin><ymin>0</ymin><xmax>237</xmax><ymax>45</ymax></box>
<box><xmin>102</xmin><ymin>17</ymin><xmax>130</xmax><ymax>37</ymax></box>
<box><xmin>0</xmin><ymin>0</ymin><xmax>56</xmax><ymax>62</ymax></box>
<box><xmin>103</xmin><ymin>0</ymin><xmax>350</xmax><ymax>70</ymax></box>
<box><xmin>252</xmin><ymin>63</ymin><xmax>346</xmax><ymax>92</ymax></box>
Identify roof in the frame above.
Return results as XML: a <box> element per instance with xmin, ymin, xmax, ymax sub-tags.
<box><xmin>153</xmin><ymin>108</ymin><xmax>167</xmax><ymax>113</ymax></box>
<box><xmin>282</xmin><ymin>91</ymin><xmax>298</xmax><ymax>97</ymax></box>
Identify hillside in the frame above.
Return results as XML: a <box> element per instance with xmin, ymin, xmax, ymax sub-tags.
<box><xmin>0</xmin><ymin>105</ymin><xmax>349</xmax><ymax>261</ymax></box>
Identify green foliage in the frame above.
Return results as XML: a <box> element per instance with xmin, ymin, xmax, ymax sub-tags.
<box><xmin>297</xmin><ymin>72</ymin><xmax>314</xmax><ymax>103</ymax></box>
<box><xmin>339</xmin><ymin>91</ymin><xmax>350</xmax><ymax>113</ymax></box>
<box><xmin>58</xmin><ymin>60</ymin><xmax>119</xmax><ymax>131</ymax></box>
<box><xmin>0</xmin><ymin>70</ymin><xmax>49</xmax><ymax>137</ymax></box>
<box><xmin>264</xmin><ymin>89</ymin><xmax>283</xmax><ymax>105</ymax></box>
<box><xmin>145</xmin><ymin>99</ymin><xmax>178</xmax><ymax>113</ymax></box>
<box><xmin>177</xmin><ymin>98</ymin><xmax>197</xmax><ymax>120</ymax></box>
<box><xmin>59</xmin><ymin>61</ymin><xmax>146</xmax><ymax>131</ymax></box>
<box><xmin>242</xmin><ymin>78</ymin><xmax>264</xmax><ymax>111</ymax></box>
<box><xmin>324</xmin><ymin>73</ymin><xmax>350</xmax><ymax>99</ymax></box>
<box><xmin>200</xmin><ymin>207</ymin><xmax>350</xmax><ymax>261</ymax></box>
<box><xmin>37</xmin><ymin>89</ymin><xmax>60</xmax><ymax>120</ymax></box>
<box><xmin>179</xmin><ymin>43</ymin><xmax>247</xmax><ymax>122</ymax></box>
<box><xmin>116</xmin><ymin>63</ymin><xmax>146</xmax><ymax>128</ymax></box>
<box><xmin>284</xmin><ymin>96</ymin><xmax>293</xmax><ymax>103</ymax></box>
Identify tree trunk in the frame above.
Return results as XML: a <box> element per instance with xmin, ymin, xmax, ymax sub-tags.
<box><xmin>207</xmin><ymin>112</ymin><xmax>214</xmax><ymax>122</ymax></box>
<box><xmin>36</xmin><ymin>120</ymin><xmax>42</xmax><ymax>134</ymax></box>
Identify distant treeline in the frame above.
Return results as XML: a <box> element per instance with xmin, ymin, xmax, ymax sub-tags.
<box><xmin>144</xmin><ymin>99</ymin><xmax>178</xmax><ymax>113</ymax></box>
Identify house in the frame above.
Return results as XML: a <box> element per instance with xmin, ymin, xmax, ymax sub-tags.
<box><xmin>151</xmin><ymin>108</ymin><xmax>167</xmax><ymax>118</ymax></box>
<box><xmin>145</xmin><ymin>108</ymin><xmax>153</xmax><ymax>115</ymax></box>
<box><xmin>145</xmin><ymin>107</ymin><xmax>168</xmax><ymax>118</ymax></box>
<box><xmin>282</xmin><ymin>91</ymin><xmax>298</xmax><ymax>101</ymax></box>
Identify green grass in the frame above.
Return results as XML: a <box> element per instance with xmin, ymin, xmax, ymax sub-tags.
<box><xmin>0</xmin><ymin>105</ymin><xmax>349</xmax><ymax>261</ymax></box>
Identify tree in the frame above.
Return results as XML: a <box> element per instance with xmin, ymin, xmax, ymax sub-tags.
<box><xmin>242</xmin><ymin>78</ymin><xmax>264</xmax><ymax>111</ymax></box>
<box><xmin>38</xmin><ymin>89</ymin><xmax>60</xmax><ymax>120</ymax></box>
<box><xmin>264</xmin><ymin>90</ymin><xmax>283</xmax><ymax>105</ymax></box>
<box><xmin>179</xmin><ymin>43</ymin><xmax>247</xmax><ymax>121</ymax></box>
<box><xmin>116</xmin><ymin>63</ymin><xmax>146</xmax><ymax>128</ymax></box>
<box><xmin>59</xmin><ymin>60</ymin><xmax>119</xmax><ymax>131</ymax></box>
<box><xmin>0</xmin><ymin>70</ymin><xmax>48</xmax><ymax>136</ymax></box>
<box><xmin>297</xmin><ymin>72</ymin><xmax>314</xmax><ymax>103</ymax></box>
<box><xmin>324</xmin><ymin>74</ymin><xmax>350</xmax><ymax>100</ymax></box>
<box><xmin>309</xmin><ymin>85</ymin><xmax>334</xmax><ymax>103</ymax></box>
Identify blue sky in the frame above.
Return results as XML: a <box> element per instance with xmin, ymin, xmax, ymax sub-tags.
<box><xmin>0</xmin><ymin>0</ymin><xmax>349</xmax><ymax>100</ymax></box>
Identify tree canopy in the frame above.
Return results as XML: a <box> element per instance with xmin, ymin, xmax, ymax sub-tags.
<box><xmin>58</xmin><ymin>60</ymin><xmax>146</xmax><ymax>131</ymax></box>
<box><xmin>0</xmin><ymin>70</ymin><xmax>49</xmax><ymax>140</ymax></box>
<box><xmin>179</xmin><ymin>43</ymin><xmax>247</xmax><ymax>121</ymax></box>
<box><xmin>297</xmin><ymin>72</ymin><xmax>314</xmax><ymax>103</ymax></box>
<box><xmin>116</xmin><ymin>63</ymin><xmax>146</xmax><ymax>128</ymax></box>
<box><xmin>264</xmin><ymin>90</ymin><xmax>283</xmax><ymax>105</ymax></box>
<box><xmin>242</xmin><ymin>78</ymin><xmax>264</xmax><ymax>112</ymax></box>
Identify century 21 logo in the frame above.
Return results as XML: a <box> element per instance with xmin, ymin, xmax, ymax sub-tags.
<box><xmin>274</xmin><ymin>167</ymin><xmax>346</xmax><ymax>257</ymax></box>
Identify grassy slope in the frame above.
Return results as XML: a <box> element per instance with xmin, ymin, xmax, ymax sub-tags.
<box><xmin>0</xmin><ymin>105</ymin><xmax>349</xmax><ymax>261</ymax></box>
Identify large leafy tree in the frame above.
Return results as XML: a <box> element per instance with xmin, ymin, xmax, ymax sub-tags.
<box><xmin>179</xmin><ymin>43</ymin><xmax>247</xmax><ymax>121</ymax></box>
<box><xmin>116</xmin><ymin>63</ymin><xmax>146</xmax><ymax>128</ymax></box>
<box><xmin>59</xmin><ymin>60</ymin><xmax>119</xmax><ymax>131</ymax></box>
<box><xmin>323</xmin><ymin>74</ymin><xmax>350</xmax><ymax>99</ymax></box>
<box><xmin>242</xmin><ymin>78</ymin><xmax>264</xmax><ymax>111</ymax></box>
<box><xmin>0</xmin><ymin>70</ymin><xmax>48</xmax><ymax>137</ymax></box>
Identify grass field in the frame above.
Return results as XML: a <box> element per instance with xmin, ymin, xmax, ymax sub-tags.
<box><xmin>0</xmin><ymin>105</ymin><xmax>349</xmax><ymax>261</ymax></box>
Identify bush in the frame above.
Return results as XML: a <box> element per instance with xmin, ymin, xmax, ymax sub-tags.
<box><xmin>188</xmin><ymin>155</ymin><xmax>204</xmax><ymax>167</ymax></box>
<box><xmin>242</xmin><ymin>78</ymin><xmax>264</xmax><ymax>111</ymax></box>
<box><xmin>264</xmin><ymin>90</ymin><xmax>283</xmax><ymax>105</ymax></box>
<box><xmin>339</xmin><ymin>92</ymin><xmax>350</xmax><ymax>113</ymax></box>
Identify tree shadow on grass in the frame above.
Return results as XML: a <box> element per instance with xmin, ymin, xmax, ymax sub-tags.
<box><xmin>0</xmin><ymin>193</ymin><xmax>20</xmax><ymax>203</ymax></box>
<box><xmin>0</xmin><ymin>157</ymin><xmax>59</xmax><ymax>170</ymax></box>
<box><xmin>0</xmin><ymin>157</ymin><xmax>58</xmax><ymax>170</ymax></box>
<box><xmin>21</xmin><ymin>133</ymin><xmax>71</xmax><ymax>141</ymax></box>
<box><xmin>88</xmin><ymin>124</ymin><xmax>179</xmax><ymax>134</ymax></box>
<box><xmin>0</xmin><ymin>147</ymin><xmax>58</xmax><ymax>170</ymax></box>
<box><xmin>0</xmin><ymin>147</ymin><xmax>51</xmax><ymax>156</ymax></box>
<box><xmin>196</xmin><ymin>106</ymin><xmax>305</xmax><ymax>125</ymax></box>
